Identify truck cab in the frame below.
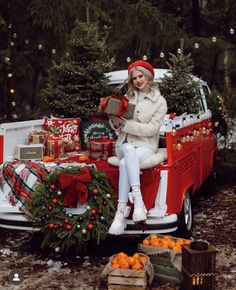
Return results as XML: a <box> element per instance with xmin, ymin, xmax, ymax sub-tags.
<box><xmin>0</xmin><ymin>69</ymin><xmax>217</xmax><ymax>237</ymax></box>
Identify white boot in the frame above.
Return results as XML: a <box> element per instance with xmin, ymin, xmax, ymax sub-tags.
<box><xmin>108</xmin><ymin>201</ymin><xmax>130</xmax><ymax>235</ymax></box>
<box><xmin>132</xmin><ymin>188</ymin><xmax>147</xmax><ymax>222</ymax></box>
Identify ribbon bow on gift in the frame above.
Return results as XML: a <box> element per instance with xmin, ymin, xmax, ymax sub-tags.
<box><xmin>58</xmin><ymin>167</ymin><xmax>92</xmax><ymax>208</ymax></box>
<box><xmin>100</xmin><ymin>95</ymin><xmax>129</xmax><ymax>117</ymax></box>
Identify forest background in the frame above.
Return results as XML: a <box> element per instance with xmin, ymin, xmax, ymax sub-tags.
<box><xmin>0</xmin><ymin>0</ymin><xmax>236</xmax><ymax>140</ymax></box>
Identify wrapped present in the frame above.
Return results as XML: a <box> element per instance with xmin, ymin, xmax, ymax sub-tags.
<box><xmin>46</xmin><ymin>136</ymin><xmax>65</xmax><ymax>158</ymax></box>
<box><xmin>28</xmin><ymin>130</ymin><xmax>48</xmax><ymax>145</ymax></box>
<box><xmin>99</xmin><ymin>95</ymin><xmax>135</xmax><ymax>119</ymax></box>
<box><xmin>87</xmin><ymin>136</ymin><xmax>116</xmax><ymax>160</ymax></box>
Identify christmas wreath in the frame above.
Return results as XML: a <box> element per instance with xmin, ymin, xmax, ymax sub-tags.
<box><xmin>26</xmin><ymin>165</ymin><xmax>116</xmax><ymax>253</ymax></box>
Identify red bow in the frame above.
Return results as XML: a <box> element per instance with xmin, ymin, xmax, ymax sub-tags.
<box><xmin>100</xmin><ymin>95</ymin><xmax>129</xmax><ymax>116</ymax></box>
<box><xmin>58</xmin><ymin>167</ymin><xmax>92</xmax><ymax>208</ymax></box>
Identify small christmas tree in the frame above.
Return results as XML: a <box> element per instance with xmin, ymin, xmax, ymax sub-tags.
<box><xmin>159</xmin><ymin>41</ymin><xmax>199</xmax><ymax>115</ymax></box>
<box><xmin>44</xmin><ymin>21</ymin><xmax>113</xmax><ymax>118</ymax></box>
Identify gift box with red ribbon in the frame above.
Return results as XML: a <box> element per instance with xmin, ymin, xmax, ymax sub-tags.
<box><xmin>87</xmin><ymin>136</ymin><xmax>116</xmax><ymax>160</ymax></box>
<box><xmin>28</xmin><ymin>130</ymin><xmax>48</xmax><ymax>145</ymax></box>
<box><xmin>46</xmin><ymin>136</ymin><xmax>65</xmax><ymax>158</ymax></box>
<box><xmin>99</xmin><ymin>95</ymin><xmax>135</xmax><ymax>119</ymax></box>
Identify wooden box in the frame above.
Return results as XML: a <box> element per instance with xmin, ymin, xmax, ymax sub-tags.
<box><xmin>182</xmin><ymin>244</ymin><xmax>217</xmax><ymax>290</ymax></box>
<box><xmin>108</xmin><ymin>268</ymin><xmax>147</xmax><ymax>289</ymax></box>
<box><xmin>138</xmin><ymin>234</ymin><xmax>191</xmax><ymax>285</ymax></box>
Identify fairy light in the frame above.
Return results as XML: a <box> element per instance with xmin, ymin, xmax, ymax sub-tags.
<box><xmin>142</xmin><ymin>55</ymin><xmax>147</xmax><ymax>60</ymax></box>
<box><xmin>126</xmin><ymin>57</ymin><xmax>131</xmax><ymax>63</ymax></box>
<box><xmin>230</xmin><ymin>28</ymin><xmax>235</xmax><ymax>35</ymax></box>
<box><xmin>38</xmin><ymin>44</ymin><xmax>43</xmax><ymax>50</ymax></box>
<box><xmin>212</xmin><ymin>36</ymin><xmax>217</xmax><ymax>43</ymax></box>
<box><xmin>10</xmin><ymin>89</ymin><xmax>15</xmax><ymax>94</ymax></box>
<box><xmin>194</xmin><ymin>43</ymin><xmax>199</xmax><ymax>49</ymax></box>
<box><xmin>8</xmin><ymin>73</ymin><xmax>13</xmax><ymax>78</ymax></box>
<box><xmin>160</xmin><ymin>52</ymin><xmax>165</xmax><ymax>58</ymax></box>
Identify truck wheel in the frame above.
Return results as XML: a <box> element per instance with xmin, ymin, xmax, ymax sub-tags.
<box><xmin>178</xmin><ymin>191</ymin><xmax>193</xmax><ymax>238</ymax></box>
<box><xmin>202</xmin><ymin>169</ymin><xmax>217</xmax><ymax>195</ymax></box>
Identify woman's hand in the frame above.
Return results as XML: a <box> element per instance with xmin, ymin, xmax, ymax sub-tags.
<box><xmin>109</xmin><ymin>115</ymin><xmax>126</xmax><ymax>127</ymax></box>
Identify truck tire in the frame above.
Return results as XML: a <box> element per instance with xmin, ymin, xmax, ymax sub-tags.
<box><xmin>177</xmin><ymin>191</ymin><xmax>193</xmax><ymax>238</ymax></box>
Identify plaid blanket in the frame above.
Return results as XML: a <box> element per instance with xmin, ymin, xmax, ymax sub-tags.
<box><xmin>2</xmin><ymin>161</ymin><xmax>48</xmax><ymax>205</ymax></box>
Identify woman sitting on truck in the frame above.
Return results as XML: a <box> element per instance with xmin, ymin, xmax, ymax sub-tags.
<box><xmin>108</xmin><ymin>60</ymin><xmax>167</xmax><ymax>235</ymax></box>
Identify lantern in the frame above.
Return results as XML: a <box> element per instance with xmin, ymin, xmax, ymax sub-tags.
<box><xmin>182</xmin><ymin>241</ymin><xmax>217</xmax><ymax>290</ymax></box>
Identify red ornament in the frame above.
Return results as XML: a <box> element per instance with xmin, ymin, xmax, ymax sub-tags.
<box><xmin>48</xmin><ymin>205</ymin><xmax>53</xmax><ymax>211</ymax></box>
<box><xmin>87</xmin><ymin>223</ymin><xmax>94</xmax><ymax>230</ymax></box>
<box><xmin>66</xmin><ymin>224</ymin><xmax>72</xmax><ymax>231</ymax></box>
<box><xmin>92</xmin><ymin>188</ymin><xmax>99</xmax><ymax>195</ymax></box>
<box><xmin>64</xmin><ymin>219</ymin><xmax>69</xmax><ymax>224</ymax></box>
<box><xmin>52</xmin><ymin>198</ymin><xmax>58</xmax><ymax>204</ymax></box>
<box><xmin>50</xmin><ymin>184</ymin><xmax>56</xmax><ymax>190</ymax></box>
<box><xmin>91</xmin><ymin>209</ymin><xmax>97</xmax><ymax>216</ymax></box>
<box><xmin>49</xmin><ymin>223</ymin><xmax>55</xmax><ymax>230</ymax></box>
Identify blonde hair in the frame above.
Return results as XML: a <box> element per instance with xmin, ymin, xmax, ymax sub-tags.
<box><xmin>126</xmin><ymin>66</ymin><xmax>158</xmax><ymax>98</ymax></box>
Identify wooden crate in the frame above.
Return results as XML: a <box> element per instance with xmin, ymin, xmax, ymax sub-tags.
<box><xmin>138</xmin><ymin>234</ymin><xmax>189</xmax><ymax>285</ymax></box>
<box><xmin>108</xmin><ymin>268</ymin><xmax>147</xmax><ymax>289</ymax></box>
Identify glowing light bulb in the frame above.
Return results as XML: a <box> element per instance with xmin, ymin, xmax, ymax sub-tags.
<box><xmin>126</xmin><ymin>57</ymin><xmax>131</xmax><ymax>63</ymax></box>
<box><xmin>160</xmin><ymin>52</ymin><xmax>165</xmax><ymax>58</ymax></box>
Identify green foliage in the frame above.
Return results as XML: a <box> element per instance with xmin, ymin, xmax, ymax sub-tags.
<box><xmin>43</xmin><ymin>21</ymin><xmax>113</xmax><ymax>118</ymax></box>
<box><xmin>159</xmin><ymin>48</ymin><xmax>199</xmax><ymax>115</ymax></box>
<box><xmin>26</xmin><ymin>166</ymin><xmax>116</xmax><ymax>253</ymax></box>
<box><xmin>206</xmin><ymin>89</ymin><xmax>229</xmax><ymax>136</ymax></box>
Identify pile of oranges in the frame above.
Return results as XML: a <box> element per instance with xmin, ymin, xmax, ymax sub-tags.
<box><xmin>111</xmin><ymin>252</ymin><xmax>148</xmax><ymax>270</ymax></box>
<box><xmin>142</xmin><ymin>234</ymin><xmax>191</xmax><ymax>252</ymax></box>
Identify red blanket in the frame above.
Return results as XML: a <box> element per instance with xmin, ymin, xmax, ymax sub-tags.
<box><xmin>63</xmin><ymin>157</ymin><xmax>160</xmax><ymax>211</ymax></box>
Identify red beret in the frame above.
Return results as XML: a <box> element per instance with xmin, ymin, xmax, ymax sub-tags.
<box><xmin>128</xmin><ymin>60</ymin><xmax>154</xmax><ymax>77</ymax></box>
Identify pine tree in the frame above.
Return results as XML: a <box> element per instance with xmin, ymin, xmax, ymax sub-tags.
<box><xmin>44</xmin><ymin>21</ymin><xmax>113</xmax><ymax>118</ymax></box>
<box><xmin>159</xmin><ymin>43</ymin><xmax>199</xmax><ymax>116</ymax></box>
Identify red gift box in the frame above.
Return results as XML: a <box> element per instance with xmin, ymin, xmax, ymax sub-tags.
<box><xmin>87</xmin><ymin>136</ymin><xmax>115</xmax><ymax>160</ymax></box>
<box><xmin>99</xmin><ymin>95</ymin><xmax>135</xmax><ymax>119</ymax></box>
<box><xmin>46</xmin><ymin>136</ymin><xmax>65</xmax><ymax>158</ymax></box>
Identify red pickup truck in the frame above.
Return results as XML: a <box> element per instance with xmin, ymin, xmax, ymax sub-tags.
<box><xmin>0</xmin><ymin>69</ymin><xmax>217</xmax><ymax>238</ymax></box>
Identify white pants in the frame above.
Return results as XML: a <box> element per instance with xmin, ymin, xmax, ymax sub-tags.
<box><xmin>116</xmin><ymin>143</ymin><xmax>154</xmax><ymax>202</ymax></box>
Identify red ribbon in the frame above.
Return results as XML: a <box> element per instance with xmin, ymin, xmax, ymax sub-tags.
<box><xmin>100</xmin><ymin>95</ymin><xmax>129</xmax><ymax>117</ymax></box>
<box><xmin>47</xmin><ymin>136</ymin><xmax>62</xmax><ymax>158</ymax></box>
<box><xmin>58</xmin><ymin>167</ymin><xmax>92</xmax><ymax>207</ymax></box>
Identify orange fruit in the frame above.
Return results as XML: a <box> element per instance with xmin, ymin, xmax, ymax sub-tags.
<box><xmin>79</xmin><ymin>155</ymin><xmax>89</xmax><ymax>162</ymax></box>
<box><xmin>118</xmin><ymin>258</ymin><xmax>130</xmax><ymax>269</ymax></box>
<box><xmin>42</xmin><ymin>156</ymin><xmax>54</xmax><ymax>162</ymax></box>
<box><xmin>132</xmin><ymin>253</ymin><xmax>140</xmax><ymax>259</ymax></box>
<box><xmin>132</xmin><ymin>262</ymin><xmax>143</xmax><ymax>270</ymax></box>
<box><xmin>139</xmin><ymin>256</ymin><xmax>148</xmax><ymax>265</ymax></box>
<box><xmin>150</xmin><ymin>234</ymin><xmax>158</xmax><ymax>240</ymax></box>
<box><xmin>127</xmin><ymin>257</ymin><xmax>136</xmax><ymax>266</ymax></box>
<box><xmin>142</xmin><ymin>239</ymin><xmax>150</xmax><ymax>246</ymax></box>
<box><xmin>151</xmin><ymin>240</ymin><xmax>160</xmax><ymax>247</ymax></box>
<box><xmin>168</xmin><ymin>240</ymin><xmax>175</xmax><ymax>249</ymax></box>
<box><xmin>184</xmin><ymin>239</ymin><xmax>191</xmax><ymax>245</ymax></box>
<box><xmin>176</xmin><ymin>239</ymin><xmax>184</xmax><ymax>246</ymax></box>
<box><xmin>112</xmin><ymin>262</ymin><xmax>119</xmax><ymax>269</ymax></box>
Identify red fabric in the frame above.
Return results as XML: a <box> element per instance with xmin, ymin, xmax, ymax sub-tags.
<box><xmin>44</xmin><ymin>117</ymin><xmax>81</xmax><ymax>152</ymax></box>
<box><xmin>128</xmin><ymin>60</ymin><xmax>155</xmax><ymax>77</ymax></box>
<box><xmin>59</xmin><ymin>157</ymin><xmax>160</xmax><ymax>211</ymax></box>
<box><xmin>58</xmin><ymin>167</ymin><xmax>92</xmax><ymax>207</ymax></box>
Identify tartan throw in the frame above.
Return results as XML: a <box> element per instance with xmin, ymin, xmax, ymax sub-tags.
<box><xmin>2</xmin><ymin>161</ymin><xmax>48</xmax><ymax>205</ymax></box>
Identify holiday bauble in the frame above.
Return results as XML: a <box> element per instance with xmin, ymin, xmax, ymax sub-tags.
<box><xmin>76</xmin><ymin>224</ymin><xmax>81</xmax><ymax>229</ymax></box>
<box><xmin>86</xmin><ymin>205</ymin><xmax>91</xmax><ymax>210</ymax></box>
<box><xmin>55</xmin><ymin>247</ymin><xmax>60</xmax><ymax>253</ymax></box>
<box><xmin>52</xmin><ymin>198</ymin><xmax>58</xmax><ymax>204</ymax></box>
<box><xmin>57</xmin><ymin>190</ymin><xmax>62</xmax><ymax>196</ymax></box>
<box><xmin>50</xmin><ymin>184</ymin><xmax>56</xmax><ymax>190</ymax></box>
<box><xmin>64</xmin><ymin>219</ymin><xmax>69</xmax><ymax>224</ymax></box>
<box><xmin>48</xmin><ymin>205</ymin><xmax>53</xmax><ymax>211</ymax></box>
<box><xmin>49</xmin><ymin>223</ymin><xmax>55</xmax><ymax>230</ymax></box>
<box><xmin>106</xmin><ymin>193</ymin><xmax>111</xmax><ymax>198</ymax></box>
<box><xmin>99</xmin><ymin>216</ymin><xmax>105</xmax><ymax>222</ymax></box>
<box><xmin>92</xmin><ymin>188</ymin><xmax>99</xmax><ymax>195</ymax></box>
<box><xmin>68</xmin><ymin>213</ymin><xmax>73</xmax><ymax>218</ymax></box>
<box><xmin>87</xmin><ymin>223</ymin><xmax>93</xmax><ymax>230</ymax></box>
<box><xmin>79</xmin><ymin>216</ymin><xmax>84</xmax><ymax>222</ymax></box>
<box><xmin>82</xmin><ymin>229</ymin><xmax>87</xmax><ymax>234</ymax></box>
<box><xmin>66</xmin><ymin>224</ymin><xmax>72</xmax><ymax>231</ymax></box>
<box><xmin>46</xmin><ymin>194</ymin><xmax>50</xmax><ymax>199</ymax></box>
<box><xmin>91</xmin><ymin>209</ymin><xmax>97</xmax><ymax>216</ymax></box>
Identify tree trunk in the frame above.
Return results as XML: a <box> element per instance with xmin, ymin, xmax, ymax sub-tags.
<box><xmin>192</xmin><ymin>0</ymin><xmax>201</xmax><ymax>36</ymax></box>
<box><xmin>223</xmin><ymin>46</ymin><xmax>231</xmax><ymax>91</ymax></box>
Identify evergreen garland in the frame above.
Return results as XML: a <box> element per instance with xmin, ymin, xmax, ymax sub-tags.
<box><xmin>26</xmin><ymin>165</ymin><xmax>116</xmax><ymax>253</ymax></box>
